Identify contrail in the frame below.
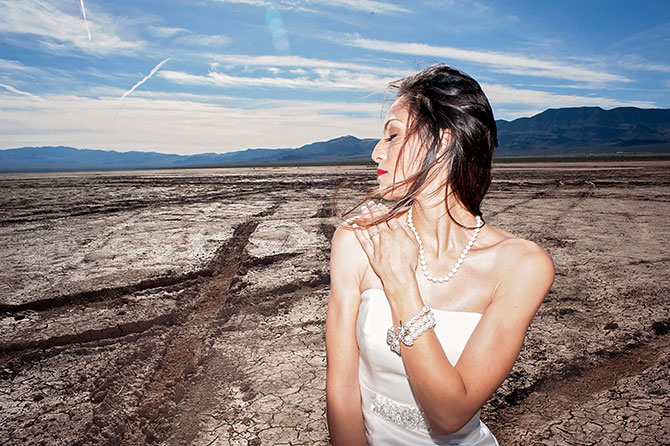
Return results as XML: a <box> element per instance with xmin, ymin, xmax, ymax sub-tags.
<box><xmin>119</xmin><ymin>58</ymin><xmax>170</xmax><ymax>106</ymax></box>
<box><xmin>79</xmin><ymin>0</ymin><xmax>91</xmax><ymax>41</ymax></box>
<box><xmin>0</xmin><ymin>83</ymin><xmax>41</xmax><ymax>100</ymax></box>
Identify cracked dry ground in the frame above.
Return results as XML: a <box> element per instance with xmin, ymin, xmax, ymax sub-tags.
<box><xmin>0</xmin><ymin>162</ymin><xmax>668</xmax><ymax>446</ymax></box>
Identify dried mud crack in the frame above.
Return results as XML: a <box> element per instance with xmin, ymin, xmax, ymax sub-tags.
<box><xmin>491</xmin><ymin>333</ymin><xmax>670</xmax><ymax>444</ymax></box>
<box><xmin>1</xmin><ymin>163</ymin><xmax>668</xmax><ymax>446</ymax></box>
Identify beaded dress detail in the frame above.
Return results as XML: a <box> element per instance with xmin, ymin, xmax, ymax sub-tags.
<box><xmin>356</xmin><ymin>288</ymin><xmax>499</xmax><ymax>445</ymax></box>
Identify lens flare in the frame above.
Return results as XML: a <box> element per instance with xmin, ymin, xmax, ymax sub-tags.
<box><xmin>265</xmin><ymin>5</ymin><xmax>290</xmax><ymax>55</ymax></box>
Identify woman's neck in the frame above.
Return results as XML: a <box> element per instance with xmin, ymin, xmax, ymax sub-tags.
<box><xmin>411</xmin><ymin>197</ymin><xmax>479</xmax><ymax>260</ymax></box>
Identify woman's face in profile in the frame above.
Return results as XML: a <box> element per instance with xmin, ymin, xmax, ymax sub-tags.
<box><xmin>372</xmin><ymin>98</ymin><xmax>426</xmax><ymax>200</ymax></box>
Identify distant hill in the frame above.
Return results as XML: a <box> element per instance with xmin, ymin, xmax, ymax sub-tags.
<box><xmin>0</xmin><ymin>136</ymin><xmax>379</xmax><ymax>173</ymax></box>
<box><xmin>0</xmin><ymin>146</ymin><xmax>185</xmax><ymax>172</ymax></box>
<box><xmin>496</xmin><ymin>106</ymin><xmax>670</xmax><ymax>156</ymax></box>
<box><xmin>1</xmin><ymin>106</ymin><xmax>669</xmax><ymax>172</ymax></box>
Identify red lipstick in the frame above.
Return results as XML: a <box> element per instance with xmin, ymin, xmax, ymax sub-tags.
<box><xmin>377</xmin><ymin>168</ymin><xmax>387</xmax><ymax>177</ymax></box>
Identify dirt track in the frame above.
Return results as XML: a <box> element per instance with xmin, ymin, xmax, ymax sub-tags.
<box><xmin>0</xmin><ymin>162</ymin><xmax>668</xmax><ymax>445</ymax></box>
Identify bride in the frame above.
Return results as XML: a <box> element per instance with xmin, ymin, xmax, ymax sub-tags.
<box><xmin>325</xmin><ymin>64</ymin><xmax>554</xmax><ymax>445</ymax></box>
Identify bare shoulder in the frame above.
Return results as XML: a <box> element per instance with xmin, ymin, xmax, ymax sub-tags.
<box><xmin>483</xmin><ymin>224</ymin><xmax>555</xmax><ymax>306</ymax></box>
<box><xmin>331</xmin><ymin>222</ymin><xmax>368</xmax><ymax>264</ymax></box>
<box><xmin>329</xmin><ymin>221</ymin><xmax>369</xmax><ymax>297</ymax></box>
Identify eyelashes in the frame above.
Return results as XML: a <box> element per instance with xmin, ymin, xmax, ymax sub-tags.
<box><xmin>385</xmin><ymin>133</ymin><xmax>399</xmax><ymax>142</ymax></box>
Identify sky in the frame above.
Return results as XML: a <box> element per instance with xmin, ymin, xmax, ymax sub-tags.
<box><xmin>0</xmin><ymin>0</ymin><xmax>669</xmax><ymax>155</ymax></box>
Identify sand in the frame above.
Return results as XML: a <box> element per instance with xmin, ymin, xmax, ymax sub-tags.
<box><xmin>0</xmin><ymin>162</ymin><xmax>668</xmax><ymax>445</ymax></box>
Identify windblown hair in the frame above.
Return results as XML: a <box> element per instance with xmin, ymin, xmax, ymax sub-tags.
<box><xmin>350</xmin><ymin>64</ymin><xmax>498</xmax><ymax>228</ymax></box>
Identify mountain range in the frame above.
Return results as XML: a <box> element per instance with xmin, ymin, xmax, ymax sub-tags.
<box><xmin>1</xmin><ymin>106</ymin><xmax>669</xmax><ymax>173</ymax></box>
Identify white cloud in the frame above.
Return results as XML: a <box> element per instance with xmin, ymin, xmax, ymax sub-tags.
<box><xmin>148</xmin><ymin>26</ymin><xmax>187</xmax><ymax>38</ymax></box>
<box><xmin>493</xmin><ymin>107</ymin><xmax>545</xmax><ymax>121</ymax></box>
<box><xmin>159</xmin><ymin>68</ymin><xmax>397</xmax><ymax>92</ymax></box>
<box><xmin>615</xmin><ymin>54</ymin><xmax>670</xmax><ymax>73</ymax></box>
<box><xmin>0</xmin><ymin>79</ymin><xmax>657</xmax><ymax>155</ymax></box>
<box><xmin>0</xmin><ymin>93</ymin><xmax>383</xmax><ymax>154</ymax></box>
<box><xmin>0</xmin><ymin>0</ymin><xmax>144</xmax><ymax>55</ymax></box>
<box><xmin>0</xmin><ymin>83</ymin><xmax>41</xmax><ymax>100</ymax></box>
<box><xmin>210</xmin><ymin>0</ymin><xmax>269</xmax><ymax>6</ymax></box>
<box><xmin>340</xmin><ymin>36</ymin><xmax>631</xmax><ymax>85</ymax></box>
<box><xmin>305</xmin><ymin>0</ymin><xmax>410</xmax><ymax>14</ymax></box>
<box><xmin>207</xmin><ymin>53</ymin><xmax>411</xmax><ymax>77</ymax></box>
<box><xmin>482</xmin><ymin>83</ymin><xmax>655</xmax><ymax>109</ymax></box>
<box><xmin>127</xmin><ymin>90</ymin><xmax>383</xmax><ymax>116</ymax></box>
<box><xmin>175</xmin><ymin>33</ymin><xmax>231</xmax><ymax>47</ymax></box>
<box><xmin>0</xmin><ymin>58</ymin><xmax>40</xmax><ymax>73</ymax></box>
<box><xmin>210</xmin><ymin>0</ymin><xmax>410</xmax><ymax>14</ymax></box>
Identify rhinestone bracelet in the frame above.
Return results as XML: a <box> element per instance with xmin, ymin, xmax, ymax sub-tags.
<box><xmin>386</xmin><ymin>305</ymin><xmax>436</xmax><ymax>355</ymax></box>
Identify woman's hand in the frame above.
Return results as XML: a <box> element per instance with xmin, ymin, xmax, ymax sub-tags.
<box><xmin>353</xmin><ymin>202</ymin><xmax>419</xmax><ymax>295</ymax></box>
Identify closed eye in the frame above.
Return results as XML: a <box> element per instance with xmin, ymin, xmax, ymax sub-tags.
<box><xmin>385</xmin><ymin>133</ymin><xmax>398</xmax><ymax>142</ymax></box>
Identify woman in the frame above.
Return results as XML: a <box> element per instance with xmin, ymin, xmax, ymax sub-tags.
<box><xmin>325</xmin><ymin>64</ymin><xmax>554</xmax><ymax>445</ymax></box>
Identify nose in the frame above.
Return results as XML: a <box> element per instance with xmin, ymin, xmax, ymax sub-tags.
<box><xmin>371</xmin><ymin>139</ymin><xmax>384</xmax><ymax>163</ymax></box>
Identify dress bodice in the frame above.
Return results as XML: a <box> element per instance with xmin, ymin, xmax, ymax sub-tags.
<box><xmin>356</xmin><ymin>288</ymin><xmax>498</xmax><ymax>445</ymax></box>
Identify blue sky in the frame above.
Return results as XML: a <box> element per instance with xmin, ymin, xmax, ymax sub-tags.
<box><xmin>0</xmin><ymin>0</ymin><xmax>668</xmax><ymax>154</ymax></box>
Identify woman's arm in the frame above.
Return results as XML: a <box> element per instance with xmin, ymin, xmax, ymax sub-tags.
<box><xmin>388</xmin><ymin>242</ymin><xmax>554</xmax><ymax>434</ymax></box>
<box><xmin>325</xmin><ymin>226</ymin><xmax>368</xmax><ymax>446</ymax></box>
<box><xmin>353</xmin><ymin>203</ymin><xmax>554</xmax><ymax>435</ymax></box>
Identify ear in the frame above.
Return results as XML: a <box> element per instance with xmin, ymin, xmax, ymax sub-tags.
<box><xmin>438</xmin><ymin>128</ymin><xmax>451</xmax><ymax>160</ymax></box>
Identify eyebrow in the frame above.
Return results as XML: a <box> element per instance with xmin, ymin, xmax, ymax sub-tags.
<box><xmin>383</xmin><ymin>117</ymin><xmax>402</xmax><ymax>132</ymax></box>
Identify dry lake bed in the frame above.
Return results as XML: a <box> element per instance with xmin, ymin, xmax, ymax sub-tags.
<box><xmin>0</xmin><ymin>161</ymin><xmax>668</xmax><ymax>445</ymax></box>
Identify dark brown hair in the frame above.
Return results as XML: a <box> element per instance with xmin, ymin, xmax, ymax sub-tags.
<box><xmin>350</xmin><ymin>64</ymin><xmax>498</xmax><ymax>228</ymax></box>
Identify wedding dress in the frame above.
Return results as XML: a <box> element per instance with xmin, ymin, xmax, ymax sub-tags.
<box><xmin>356</xmin><ymin>288</ymin><xmax>499</xmax><ymax>445</ymax></box>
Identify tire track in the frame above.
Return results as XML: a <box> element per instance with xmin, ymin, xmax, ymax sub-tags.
<box><xmin>0</xmin><ymin>311</ymin><xmax>179</xmax><ymax>355</ymax></box>
<box><xmin>0</xmin><ymin>273</ymin><xmax>203</xmax><ymax>315</ymax></box>
<box><xmin>1</xmin><ymin>178</ymin><xmax>342</xmax><ymax>226</ymax></box>
<box><xmin>488</xmin><ymin>190</ymin><xmax>548</xmax><ymax>218</ymax></box>
<box><xmin>0</xmin><ymin>212</ymin><xmax>285</xmax><ymax>315</ymax></box>
<box><xmin>119</xmin><ymin>204</ymin><xmax>279</xmax><ymax>445</ymax></box>
<box><xmin>523</xmin><ymin>184</ymin><xmax>596</xmax><ymax>244</ymax></box>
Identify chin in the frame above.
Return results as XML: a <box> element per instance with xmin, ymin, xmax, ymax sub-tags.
<box><xmin>379</xmin><ymin>185</ymin><xmax>405</xmax><ymax>201</ymax></box>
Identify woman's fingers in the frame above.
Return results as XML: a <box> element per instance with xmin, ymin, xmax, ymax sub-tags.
<box><xmin>361</xmin><ymin>200</ymin><xmax>413</xmax><ymax>245</ymax></box>
<box><xmin>365</xmin><ymin>201</ymin><xmax>390</xmax><ymax>233</ymax></box>
<box><xmin>369</xmin><ymin>202</ymin><xmax>402</xmax><ymax>234</ymax></box>
<box><xmin>361</xmin><ymin>202</ymin><xmax>384</xmax><ymax>237</ymax></box>
<box><xmin>366</xmin><ymin>201</ymin><xmax>385</xmax><ymax>218</ymax></box>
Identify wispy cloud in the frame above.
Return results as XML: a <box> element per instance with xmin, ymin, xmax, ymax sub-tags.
<box><xmin>0</xmin><ymin>0</ymin><xmax>144</xmax><ymax>55</ymax></box>
<box><xmin>482</xmin><ymin>83</ymin><xmax>655</xmax><ymax>109</ymax></box>
<box><xmin>159</xmin><ymin>68</ymin><xmax>396</xmax><ymax>92</ymax></box>
<box><xmin>339</xmin><ymin>36</ymin><xmax>631</xmax><ymax>85</ymax></box>
<box><xmin>175</xmin><ymin>33</ymin><xmax>231</xmax><ymax>47</ymax></box>
<box><xmin>210</xmin><ymin>0</ymin><xmax>269</xmax><ymax>6</ymax></box>
<box><xmin>0</xmin><ymin>58</ymin><xmax>40</xmax><ymax>73</ymax></box>
<box><xmin>0</xmin><ymin>83</ymin><xmax>41</xmax><ymax>100</ymax></box>
<box><xmin>148</xmin><ymin>26</ymin><xmax>187</xmax><ymax>39</ymax></box>
<box><xmin>306</xmin><ymin>0</ymin><xmax>411</xmax><ymax>14</ymax></box>
<box><xmin>206</xmin><ymin>53</ymin><xmax>411</xmax><ymax>76</ymax></box>
<box><xmin>210</xmin><ymin>0</ymin><xmax>410</xmax><ymax>14</ymax></box>
<box><xmin>615</xmin><ymin>54</ymin><xmax>670</xmax><ymax>73</ymax></box>
<box><xmin>120</xmin><ymin>58</ymin><xmax>171</xmax><ymax>105</ymax></box>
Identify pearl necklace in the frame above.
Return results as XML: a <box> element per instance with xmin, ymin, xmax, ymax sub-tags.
<box><xmin>407</xmin><ymin>204</ymin><xmax>483</xmax><ymax>284</ymax></box>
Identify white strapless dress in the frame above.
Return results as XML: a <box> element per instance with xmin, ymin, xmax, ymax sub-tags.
<box><xmin>356</xmin><ymin>288</ymin><xmax>498</xmax><ymax>445</ymax></box>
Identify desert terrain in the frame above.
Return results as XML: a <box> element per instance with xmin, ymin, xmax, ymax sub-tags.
<box><xmin>0</xmin><ymin>161</ymin><xmax>668</xmax><ymax>445</ymax></box>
